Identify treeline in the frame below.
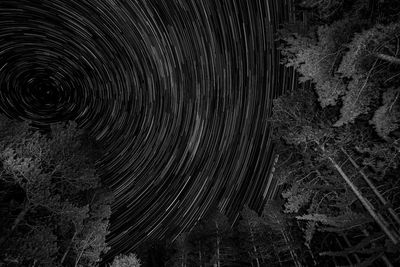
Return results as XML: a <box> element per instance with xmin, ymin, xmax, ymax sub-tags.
<box><xmin>270</xmin><ymin>0</ymin><xmax>400</xmax><ymax>266</ymax></box>
<box><xmin>125</xmin><ymin>203</ymin><xmax>303</xmax><ymax>267</ymax></box>
<box><xmin>162</xmin><ymin>204</ymin><xmax>302</xmax><ymax>267</ymax></box>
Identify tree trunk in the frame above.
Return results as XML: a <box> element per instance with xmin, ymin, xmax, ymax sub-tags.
<box><xmin>75</xmin><ymin>232</ymin><xmax>94</xmax><ymax>267</ymax></box>
<box><xmin>61</xmin><ymin>230</ymin><xmax>77</xmax><ymax>264</ymax></box>
<box><xmin>280</xmin><ymin>230</ymin><xmax>302</xmax><ymax>267</ymax></box>
<box><xmin>340</xmin><ymin>233</ymin><xmax>361</xmax><ymax>263</ymax></box>
<box><xmin>324</xmin><ymin>149</ymin><xmax>400</xmax><ymax>244</ymax></box>
<box><xmin>341</xmin><ymin>147</ymin><xmax>400</xmax><ymax>229</ymax></box>
<box><xmin>249</xmin><ymin>225</ymin><xmax>260</xmax><ymax>267</ymax></box>
<box><xmin>11</xmin><ymin>202</ymin><xmax>30</xmax><ymax>232</ymax></box>
<box><xmin>271</xmin><ymin>242</ymin><xmax>283</xmax><ymax>267</ymax></box>
<box><xmin>217</xmin><ymin>238</ymin><xmax>220</xmax><ymax>267</ymax></box>
<box><xmin>334</xmin><ymin>238</ymin><xmax>353</xmax><ymax>266</ymax></box>
<box><xmin>361</xmin><ymin>229</ymin><xmax>393</xmax><ymax>267</ymax></box>
<box><xmin>216</xmin><ymin>223</ymin><xmax>220</xmax><ymax>267</ymax></box>
<box><xmin>0</xmin><ymin>202</ymin><xmax>30</xmax><ymax>249</ymax></box>
<box><xmin>198</xmin><ymin>241</ymin><xmax>202</xmax><ymax>267</ymax></box>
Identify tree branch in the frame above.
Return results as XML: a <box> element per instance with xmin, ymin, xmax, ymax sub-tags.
<box><xmin>376</xmin><ymin>53</ymin><xmax>400</xmax><ymax>64</ymax></box>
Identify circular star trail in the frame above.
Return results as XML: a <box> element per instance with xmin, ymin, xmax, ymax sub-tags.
<box><xmin>0</xmin><ymin>0</ymin><xmax>290</xmax><ymax>258</ymax></box>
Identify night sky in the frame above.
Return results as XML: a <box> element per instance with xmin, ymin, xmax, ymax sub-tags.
<box><xmin>0</xmin><ymin>0</ymin><xmax>292</xmax><ymax>258</ymax></box>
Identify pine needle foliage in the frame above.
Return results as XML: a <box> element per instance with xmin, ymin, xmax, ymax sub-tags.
<box><xmin>370</xmin><ymin>87</ymin><xmax>400</xmax><ymax>139</ymax></box>
<box><xmin>281</xmin><ymin>18</ymin><xmax>362</xmax><ymax>107</ymax></box>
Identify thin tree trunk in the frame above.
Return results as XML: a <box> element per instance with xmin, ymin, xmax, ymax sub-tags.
<box><xmin>381</xmin><ymin>255</ymin><xmax>394</xmax><ymax>267</ymax></box>
<box><xmin>75</xmin><ymin>246</ymin><xmax>84</xmax><ymax>267</ymax></box>
<box><xmin>216</xmin><ymin>221</ymin><xmax>220</xmax><ymax>267</ymax></box>
<box><xmin>305</xmin><ymin>243</ymin><xmax>317</xmax><ymax>266</ymax></box>
<box><xmin>320</xmin><ymin>232</ymin><xmax>384</xmax><ymax>257</ymax></box>
<box><xmin>0</xmin><ymin>202</ymin><xmax>30</xmax><ymax>249</ymax></box>
<box><xmin>361</xmin><ymin>229</ymin><xmax>393</xmax><ymax>267</ymax></box>
<box><xmin>248</xmin><ymin>252</ymin><xmax>254</xmax><ymax>267</ymax></box>
<box><xmin>198</xmin><ymin>240</ymin><xmax>202</xmax><ymax>267</ymax></box>
<box><xmin>61</xmin><ymin>230</ymin><xmax>77</xmax><ymax>264</ymax></box>
<box><xmin>324</xmin><ymin>150</ymin><xmax>400</xmax><ymax>244</ymax></box>
<box><xmin>265</xmin><ymin>154</ymin><xmax>280</xmax><ymax>200</ymax></box>
<box><xmin>272</xmin><ymin>242</ymin><xmax>283</xmax><ymax>267</ymax></box>
<box><xmin>75</xmin><ymin>232</ymin><xmax>93</xmax><ymax>267</ymax></box>
<box><xmin>11</xmin><ymin>202</ymin><xmax>30</xmax><ymax>232</ymax></box>
<box><xmin>249</xmin><ymin>226</ymin><xmax>260</xmax><ymax>267</ymax></box>
<box><xmin>340</xmin><ymin>233</ymin><xmax>361</xmax><ymax>263</ymax></box>
<box><xmin>280</xmin><ymin>230</ymin><xmax>302</xmax><ymax>267</ymax></box>
<box><xmin>376</xmin><ymin>53</ymin><xmax>400</xmax><ymax>65</ymax></box>
<box><xmin>341</xmin><ymin>147</ymin><xmax>400</xmax><ymax>229</ymax></box>
<box><xmin>334</xmin><ymin>237</ymin><xmax>353</xmax><ymax>266</ymax></box>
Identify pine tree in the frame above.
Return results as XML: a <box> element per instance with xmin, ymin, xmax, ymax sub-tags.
<box><xmin>205</xmin><ymin>211</ymin><xmax>232</xmax><ymax>267</ymax></box>
<box><xmin>0</xmin><ymin>116</ymin><xmax>111</xmax><ymax>266</ymax></box>
<box><xmin>169</xmin><ymin>233</ymin><xmax>193</xmax><ymax>267</ymax></box>
<box><xmin>238</xmin><ymin>205</ymin><xmax>266</xmax><ymax>267</ymax></box>
<box><xmin>188</xmin><ymin>220</ymin><xmax>211</xmax><ymax>267</ymax></box>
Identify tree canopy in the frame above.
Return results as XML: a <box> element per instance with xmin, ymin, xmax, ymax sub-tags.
<box><xmin>0</xmin><ymin>116</ymin><xmax>112</xmax><ymax>267</ymax></box>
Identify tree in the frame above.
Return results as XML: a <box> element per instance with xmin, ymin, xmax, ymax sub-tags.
<box><xmin>173</xmin><ymin>210</ymin><xmax>239</xmax><ymax>267</ymax></box>
<box><xmin>169</xmin><ymin>233</ymin><xmax>193</xmax><ymax>267</ymax></box>
<box><xmin>263</xmin><ymin>201</ymin><xmax>304</xmax><ymax>267</ymax></box>
<box><xmin>0</xmin><ymin>116</ymin><xmax>111</xmax><ymax>266</ymax></box>
<box><xmin>204</xmin><ymin>211</ymin><xmax>232</xmax><ymax>267</ymax></box>
<box><xmin>110</xmin><ymin>253</ymin><xmax>141</xmax><ymax>267</ymax></box>
<box><xmin>238</xmin><ymin>206</ymin><xmax>265</xmax><ymax>267</ymax></box>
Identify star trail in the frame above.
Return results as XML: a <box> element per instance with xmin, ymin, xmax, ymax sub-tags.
<box><xmin>0</xmin><ymin>0</ymin><xmax>292</xmax><ymax>259</ymax></box>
